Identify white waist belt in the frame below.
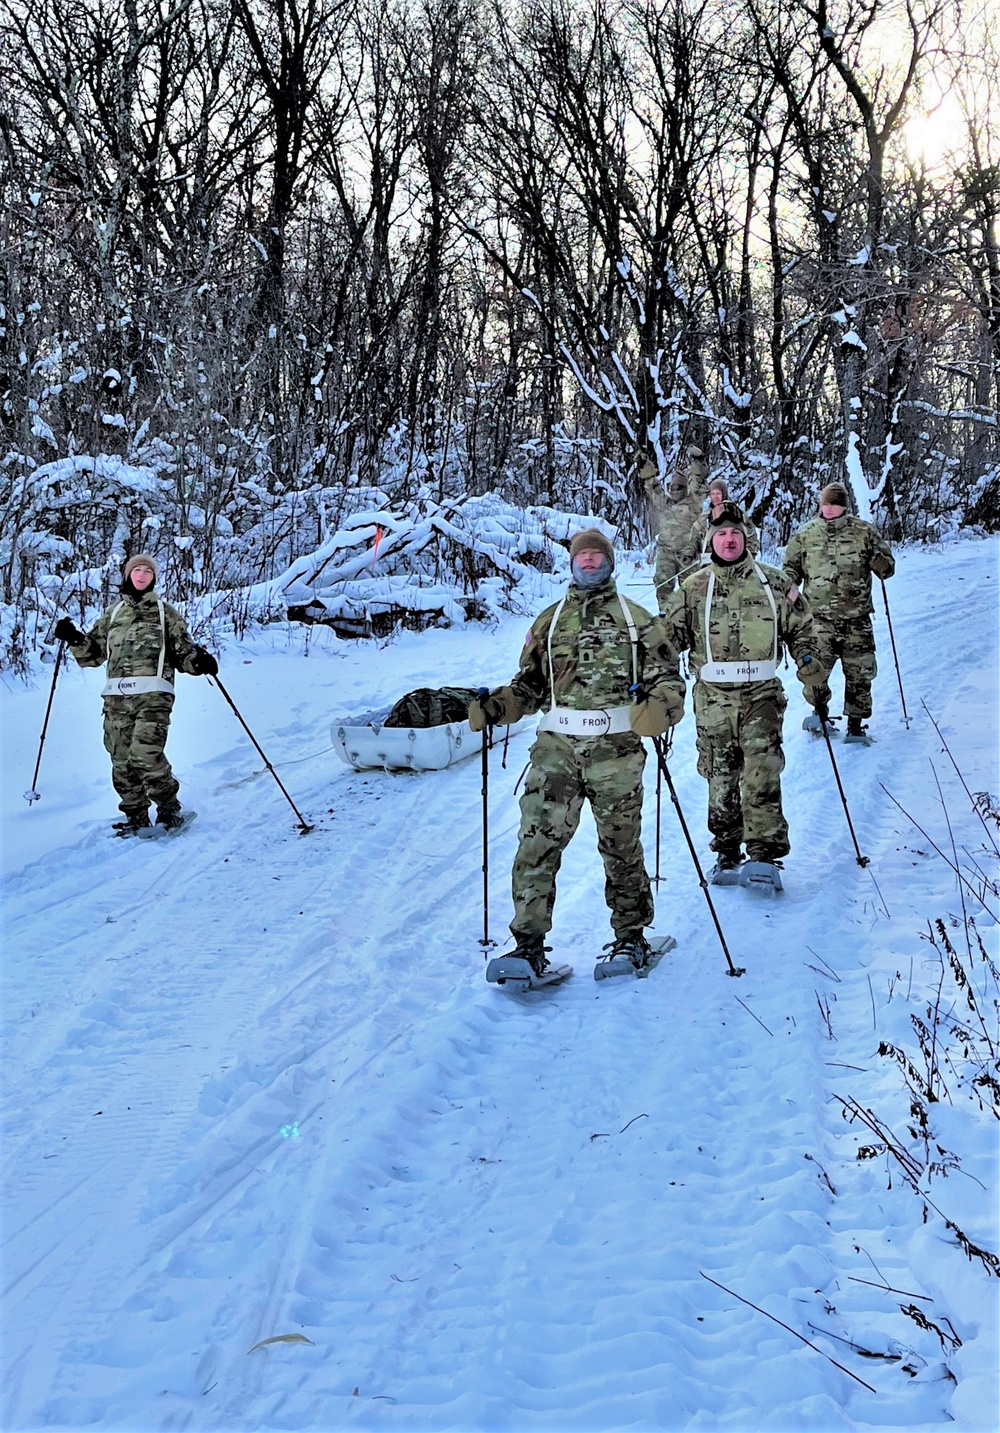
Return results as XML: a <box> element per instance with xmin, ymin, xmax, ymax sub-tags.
<box><xmin>699</xmin><ymin>659</ymin><xmax>778</xmax><ymax>684</ymax></box>
<box><xmin>102</xmin><ymin>675</ymin><xmax>175</xmax><ymax>697</ymax></box>
<box><xmin>537</xmin><ymin>705</ymin><xmax>632</xmax><ymax>737</ymax></box>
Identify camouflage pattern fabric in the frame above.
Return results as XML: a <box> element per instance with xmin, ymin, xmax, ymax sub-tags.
<box><xmin>809</xmin><ymin>614</ymin><xmax>878</xmax><ymax>719</ymax></box>
<box><xmin>644</xmin><ymin>451</ymin><xmax>706</xmax><ymax>610</ymax></box>
<box><xmin>383</xmin><ymin>686</ymin><xmax>479</xmax><ymax>727</ymax></box>
<box><xmin>68</xmin><ymin>589</ymin><xmax>203</xmax><ymax>682</ymax></box>
<box><xmin>103</xmin><ymin>694</ymin><xmax>179</xmax><ymax>815</ymax></box>
<box><xmin>782</xmin><ymin>513</ymin><xmax>895</xmax><ymax>620</ymax></box>
<box><xmin>656</xmin><ymin>556</ymin><xmax>822</xmax><ymax>860</ymax></box>
<box><xmin>693</xmin><ymin>681</ymin><xmax>788</xmax><ymax>859</ymax></box>
<box><xmin>658</xmin><ymin>557</ymin><xmax>818</xmax><ymax>680</ymax></box>
<box><xmin>511</xmin><ymin>731</ymin><xmax>653</xmax><ymax>937</ymax></box>
<box><xmin>509</xmin><ymin>579</ymin><xmax>678</xmax><ymax>716</ymax></box>
<box><xmin>782</xmin><ymin>513</ymin><xmax>893</xmax><ymax>718</ymax></box>
<box><xmin>67</xmin><ymin>589</ymin><xmax>203</xmax><ymax>814</ymax></box>
<box><xmin>650</xmin><ymin>492</ymin><xmax>702</xmax><ymax>609</ymax></box>
<box><xmin>496</xmin><ymin>575</ymin><xmax>680</xmax><ymax>939</ymax></box>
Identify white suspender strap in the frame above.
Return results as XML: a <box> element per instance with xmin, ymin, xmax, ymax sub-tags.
<box><xmin>155</xmin><ymin>597</ymin><xmax>166</xmax><ymax>679</ymax></box>
<box><xmin>545</xmin><ymin>594</ymin><xmax>568</xmax><ymax>711</ymax></box>
<box><xmin>616</xmin><ymin>593</ymin><xmax>639</xmax><ymax>689</ymax></box>
<box><xmin>107</xmin><ymin>601</ymin><xmax>126</xmax><ymax>662</ymax></box>
<box><xmin>752</xmin><ymin>563</ymin><xmax>779</xmax><ymax>664</ymax></box>
<box><xmin>704</xmin><ymin>568</ymin><xmax>717</xmax><ymax>666</ymax></box>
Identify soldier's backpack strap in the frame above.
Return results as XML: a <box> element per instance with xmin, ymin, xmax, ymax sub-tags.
<box><xmin>616</xmin><ymin>593</ymin><xmax>639</xmax><ymax>690</ymax></box>
<box><xmin>545</xmin><ymin>595</ymin><xmax>569</xmax><ymax>712</ymax></box>
<box><xmin>751</xmin><ymin>563</ymin><xmax>779</xmax><ymax>664</ymax></box>
<box><xmin>106</xmin><ymin>601</ymin><xmax>126</xmax><ymax>664</ymax></box>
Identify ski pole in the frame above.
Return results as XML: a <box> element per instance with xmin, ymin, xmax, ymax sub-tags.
<box><xmin>654</xmin><ymin>755</ymin><xmax>663</xmax><ymax>886</ymax></box>
<box><xmin>880</xmin><ymin>578</ymin><xmax>909</xmax><ymax>728</ymax></box>
<box><xmin>24</xmin><ymin>641</ymin><xmax>66</xmax><ymax>804</ymax></box>
<box><xmin>652</xmin><ymin>736</ymin><xmax>745</xmax><ymax>978</ymax></box>
<box><xmin>817</xmin><ymin>711</ymin><xmax>869</xmax><ymax>868</ymax></box>
<box><xmin>480</xmin><ymin>724</ymin><xmax>495</xmax><ymax>951</ymax></box>
<box><xmin>209</xmin><ymin>676</ymin><xmax>314</xmax><ymax>833</ymax></box>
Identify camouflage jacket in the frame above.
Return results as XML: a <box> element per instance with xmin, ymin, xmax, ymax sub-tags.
<box><xmin>646</xmin><ymin>483</ymin><xmax>703</xmax><ymax>564</ymax></box>
<box><xmin>509</xmin><ymin>578</ymin><xmax>680</xmax><ymax>713</ymax></box>
<box><xmin>689</xmin><ymin>509</ymin><xmax>760</xmax><ymax>561</ymax></box>
<box><xmin>783</xmin><ymin>514</ymin><xmax>895</xmax><ymax>620</ymax></box>
<box><xmin>68</xmin><ymin>590</ymin><xmax>202</xmax><ymax>685</ymax></box>
<box><xmin>657</xmin><ymin>556</ymin><xmax>819</xmax><ymax>689</ymax></box>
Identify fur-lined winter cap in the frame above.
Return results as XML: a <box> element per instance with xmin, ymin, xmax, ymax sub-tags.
<box><xmin>820</xmin><ymin>482</ymin><xmax>850</xmax><ymax>508</ymax></box>
<box><xmin>123</xmin><ymin>553</ymin><xmax>159</xmax><ymax>580</ymax></box>
<box><xmin>708</xmin><ymin>501</ymin><xmax>747</xmax><ymax>533</ymax></box>
<box><xmin>569</xmin><ymin>528</ymin><xmax>615</xmax><ymax>567</ymax></box>
<box><xmin>707</xmin><ymin>476</ymin><xmax>729</xmax><ymax>501</ymax></box>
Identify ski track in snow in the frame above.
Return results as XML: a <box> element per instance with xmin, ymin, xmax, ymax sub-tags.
<box><xmin>1</xmin><ymin>540</ymin><xmax>997</xmax><ymax>1431</ymax></box>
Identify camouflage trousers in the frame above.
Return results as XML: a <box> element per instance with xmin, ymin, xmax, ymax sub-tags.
<box><xmin>694</xmin><ymin>679</ymin><xmax>789</xmax><ymax>860</ymax></box>
<box><xmin>511</xmin><ymin>731</ymin><xmax>653</xmax><ymax>938</ymax></box>
<box><xmin>102</xmin><ymin>693</ymin><xmax>179</xmax><ymax>815</ymax></box>
<box><xmin>810</xmin><ymin>614</ymin><xmax>877</xmax><ymax>719</ymax></box>
<box><xmin>654</xmin><ymin>544</ymin><xmax>692</xmax><ymax>612</ymax></box>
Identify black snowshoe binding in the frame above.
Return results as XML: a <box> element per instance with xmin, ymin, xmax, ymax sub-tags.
<box><xmin>112</xmin><ymin>810</ymin><xmax>151</xmax><ymax>838</ymax></box>
<box><xmin>708</xmin><ymin>850</ymin><xmax>744</xmax><ymax>886</ymax></box>
<box><xmin>843</xmin><ymin>717</ymin><xmax>873</xmax><ymax>746</ymax></box>
<box><xmin>136</xmin><ymin>802</ymin><xmax>197</xmax><ymax>839</ymax></box>
<box><xmin>486</xmin><ymin>934</ymin><xmax>572</xmax><ymax>991</ymax></box>
<box><xmin>594</xmin><ymin>932</ymin><xmax>676</xmax><ymax>980</ymax></box>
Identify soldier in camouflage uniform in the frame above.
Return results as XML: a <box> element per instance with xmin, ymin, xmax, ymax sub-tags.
<box><xmin>640</xmin><ymin>444</ymin><xmax>708</xmax><ymax>611</ymax></box>
<box><xmin>469</xmin><ymin>528</ymin><xmax>682</xmax><ymax>974</ymax></box>
<box><xmin>688</xmin><ymin>477</ymin><xmax>760</xmax><ymax>563</ymax></box>
<box><xmin>658</xmin><ymin>505</ymin><xmax>826</xmax><ymax>878</ymax></box>
<box><xmin>54</xmin><ymin>554</ymin><xmax>218</xmax><ymax>834</ymax></box>
<box><xmin>782</xmin><ymin>481</ymin><xmax>895</xmax><ymax>743</ymax></box>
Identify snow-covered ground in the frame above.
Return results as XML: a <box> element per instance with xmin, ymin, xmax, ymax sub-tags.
<box><xmin>2</xmin><ymin>538</ymin><xmax>998</xmax><ymax>1432</ymax></box>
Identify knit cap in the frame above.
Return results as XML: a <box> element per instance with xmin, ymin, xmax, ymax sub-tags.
<box><xmin>707</xmin><ymin>477</ymin><xmax>729</xmax><ymax>502</ymax></box>
<box><xmin>820</xmin><ymin>482</ymin><xmax>849</xmax><ymax>508</ymax></box>
<box><xmin>123</xmin><ymin>553</ymin><xmax>159</xmax><ymax>580</ymax></box>
<box><xmin>569</xmin><ymin>528</ymin><xmax>615</xmax><ymax>567</ymax></box>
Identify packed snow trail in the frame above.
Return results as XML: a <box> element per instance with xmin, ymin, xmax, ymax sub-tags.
<box><xmin>1</xmin><ymin>538</ymin><xmax>997</xmax><ymax>1431</ymax></box>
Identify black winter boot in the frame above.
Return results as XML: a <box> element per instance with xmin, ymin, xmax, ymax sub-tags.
<box><xmin>509</xmin><ymin>932</ymin><xmax>551</xmax><ymax>978</ymax></box>
<box><xmin>155</xmin><ymin>800</ymin><xmax>185</xmax><ymax>831</ymax></box>
<box><xmin>113</xmin><ymin>809</ymin><xmax>151</xmax><ymax>837</ymax></box>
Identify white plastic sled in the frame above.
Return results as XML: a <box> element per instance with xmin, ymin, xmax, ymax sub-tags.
<box><xmin>332</xmin><ymin>711</ymin><xmax>530</xmax><ymax>773</ymax></box>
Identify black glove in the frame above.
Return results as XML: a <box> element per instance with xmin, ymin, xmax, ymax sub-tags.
<box><xmin>190</xmin><ymin>645</ymin><xmax>218</xmax><ymax>676</ymax></box>
<box><xmin>54</xmin><ymin>617</ymin><xmax>84</xmax><ymax>645</ymax></box>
